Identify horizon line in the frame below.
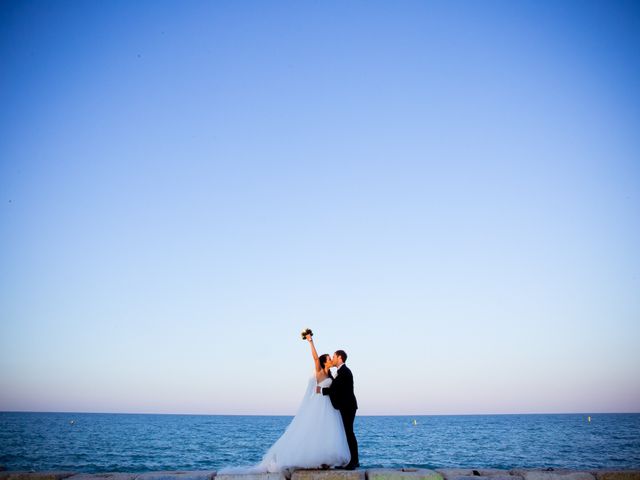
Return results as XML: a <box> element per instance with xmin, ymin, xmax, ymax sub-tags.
<box><xmin>2</xmin><ymin>409</ymin><xmax>638</xmax><ymax>417</ymax></box>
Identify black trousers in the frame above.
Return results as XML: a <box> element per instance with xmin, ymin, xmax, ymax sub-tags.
<box><xmin>340</xmin><ymin>408</ymin><xmax>359</xmax><ymax>466</ymax></box>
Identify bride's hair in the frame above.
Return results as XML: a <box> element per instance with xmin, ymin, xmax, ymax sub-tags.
<box><xmin>319</xmin><ymin>354</ymin><xmax>330</xmax><ymax>371</ymax></box>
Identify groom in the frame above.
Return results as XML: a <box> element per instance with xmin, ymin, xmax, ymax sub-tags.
<box><xmin>316</xmin><ymin>350</ymin><xmax>359</xmax><ymax>470</ymax></box>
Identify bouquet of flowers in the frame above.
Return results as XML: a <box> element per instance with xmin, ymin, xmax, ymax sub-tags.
<box><xmin>301</xmin><ymin>328</ymin><xmax>313</xmax><ymax>340</ymax></box>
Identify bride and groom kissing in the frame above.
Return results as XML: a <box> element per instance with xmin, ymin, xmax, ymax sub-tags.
<box><xmin>220</xmin><ymin>330</ymin><xmax>359</xmax><ymax>473</ymax></box>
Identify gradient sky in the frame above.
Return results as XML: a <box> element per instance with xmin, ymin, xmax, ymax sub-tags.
<box><xmin>1</xmin><ymin>0</ymin><xmax>639</xmax><ymax>416</ymax></box>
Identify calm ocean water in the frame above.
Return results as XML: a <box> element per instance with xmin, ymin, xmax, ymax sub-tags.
<box><xmin>1</xmin><ymin>412</ymin><xmax>639</xmax><ymax>472</ymax></box>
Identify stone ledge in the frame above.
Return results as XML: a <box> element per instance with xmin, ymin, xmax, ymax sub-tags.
<box><xmin>67</xmin><ymin>474</ymin><xmax>138</xmax><ymax>480</ymax></box>
<box><xmin>0</xmin><ymin>473</ymin><xmax>77</xmax><ymax>480</ymax></box>
<box><xmin>594</xmin><ymin>473</ymin><xmax>640</xmax><ymax>480</ymax></box>
<box><xmin>292</xmin><ymin>470</ymin><xmax>365</xmax><ymax>480</ymax></box>
<box><xmin>510</xmin><ymin>470</ymin><xmax>595</xmax><ymax>480</ymax></box>
<box><xmin>436</xmin><ymin>471</ymin><xmax>520</xmax><ymax>480</ymax></box>
<box><xmin>135</xmin><ymin>472</ymin><xmax>216</xmax><ymax>480</ymax></box>
<box><xmin>367</xmin><ymin>469</ymin><xmax>443</xmax><ymax>480</ymax></box>
<box><xmin>216</xmin><ymin>473</ymin><xmax>286</xmax><ymax>480</ymax></box>
<box><xmin>1</xmin><ymin>470</ymin><xmax>639</xmax><ymax>480</ymax></box>
<box><xmin>451</xmin><ymin>476</ymin><xmax>522</xmax><ymax>480</ymax></box>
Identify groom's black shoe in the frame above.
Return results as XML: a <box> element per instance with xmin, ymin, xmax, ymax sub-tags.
<box><xmin>343</xmin><ymin>463</ymin><xmax>360</xmax><ymax>470</ymax></box>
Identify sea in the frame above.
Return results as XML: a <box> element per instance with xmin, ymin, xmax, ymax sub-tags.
<box><xmin>1</xmin><ymin>412</ymin><xmax>639</xmax><ymax>472</ymax></box>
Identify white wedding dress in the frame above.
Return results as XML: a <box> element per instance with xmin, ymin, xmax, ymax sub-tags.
<box><xmin>219</xmin><ymin>374</ymin><xmax>351</xmax><ymax>473</ymax></box>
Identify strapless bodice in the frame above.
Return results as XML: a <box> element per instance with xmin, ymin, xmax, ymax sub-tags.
<box><xmin>317</xmin><ymin>377</ymin><xmax>333</xmax><ymax>388</ymax></box>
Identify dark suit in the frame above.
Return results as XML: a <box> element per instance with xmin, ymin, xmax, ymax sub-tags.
<box><xmin>322</xmin><ymin>364</ymin><xmax>359</xmax><ymax>468</ymax></box>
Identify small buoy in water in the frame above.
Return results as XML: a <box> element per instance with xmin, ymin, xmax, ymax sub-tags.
<box><xmin>412</xmin><ymin>419</ymin><xmax>417</xmax><ymax>426</ymax></box>
<box><xmin>69</xmin><ymin>420</ymin><xmax>75</xmax><ymax>425</ymax></box>
<box><xmin>588</xmin><ymin>416</ymin><xmax>591</xmax><ymax>423</ymax></box>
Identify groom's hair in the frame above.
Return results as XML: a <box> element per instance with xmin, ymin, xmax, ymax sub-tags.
<box><xmin>335</xmin><ymin>350</ymin><xmax>348</xmax><ymax>362</ymax></box>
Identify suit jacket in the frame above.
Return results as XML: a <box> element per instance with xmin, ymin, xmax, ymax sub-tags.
<box><xmin>322</xmin><ymin>364</ymin><xmax>358</xmax><ymax>412</ymax></box>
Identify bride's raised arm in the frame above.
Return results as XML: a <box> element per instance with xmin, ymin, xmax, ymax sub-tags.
<box><xmin>306</xmin><ymin>335</ymin><xmax>321</xmax><ymax>372</ymax></box>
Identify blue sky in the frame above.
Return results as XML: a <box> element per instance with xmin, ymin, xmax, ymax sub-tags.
<box><xmin>1</xmin><ymin>0</ymin><xmax>639</xmax><ymax>415</ymax></box>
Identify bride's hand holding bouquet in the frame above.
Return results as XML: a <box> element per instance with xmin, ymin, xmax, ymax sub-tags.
<box><xmin>301</xmin><ymin>328</ymin><xmax>313</xmax><ymax>341</ymax></box>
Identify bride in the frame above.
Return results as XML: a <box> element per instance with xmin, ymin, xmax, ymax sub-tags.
<box><xmin>219</xmin><ymin>334</ymin><xmax>351</xmax><ymax>473</ymax></box>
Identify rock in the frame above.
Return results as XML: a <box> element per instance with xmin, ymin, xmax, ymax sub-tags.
<box><xmin>68</xmin><ymin>474</ymin><xmax>138</xmax><ymax>480</ymax></box>
<box><xmin>291</xmin><ymin>470</ymin><xmax>365</xmax><ymax>480</ymax></box>
<box><xmin>436</xmin><ymin>471</ymin><xmax>475</xmax><ymax>480</ymax></box>
<box><xmin>453</xmin><ymin>476</ymin><xmax>522</xmax><ymax>480</ymax></box>
<box><xmin>595</xmin><ymin>473</ymin><xmax>640</xmax><ymax>480</ymax></box>
<box><xmin>510</xmin><ymin>471</ymin><xmax>595</xmax><ymax>480</ymax></box>
<box><xmin>436</xmin><ymin>471</ymin><xmax>516</xmax><ymax>480</ymax></box>
<box><xmin>0</xmin><ymin>473</ymin><xmax>77</xmax><ymax>480</ymax></box>
<box><xmin>216</xmin><ymin>473</ymin><xmax>287</xmax><ymax>480</ymax></box>
<box><xmin>367</xmin><ymin>469</ymin><xmax>443</xmax><ymax>480</ymax></box>
<box><xmin>135</xmin><ymin>472</ymin><xmax>216</xmax><ymax>480</ymax></box>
